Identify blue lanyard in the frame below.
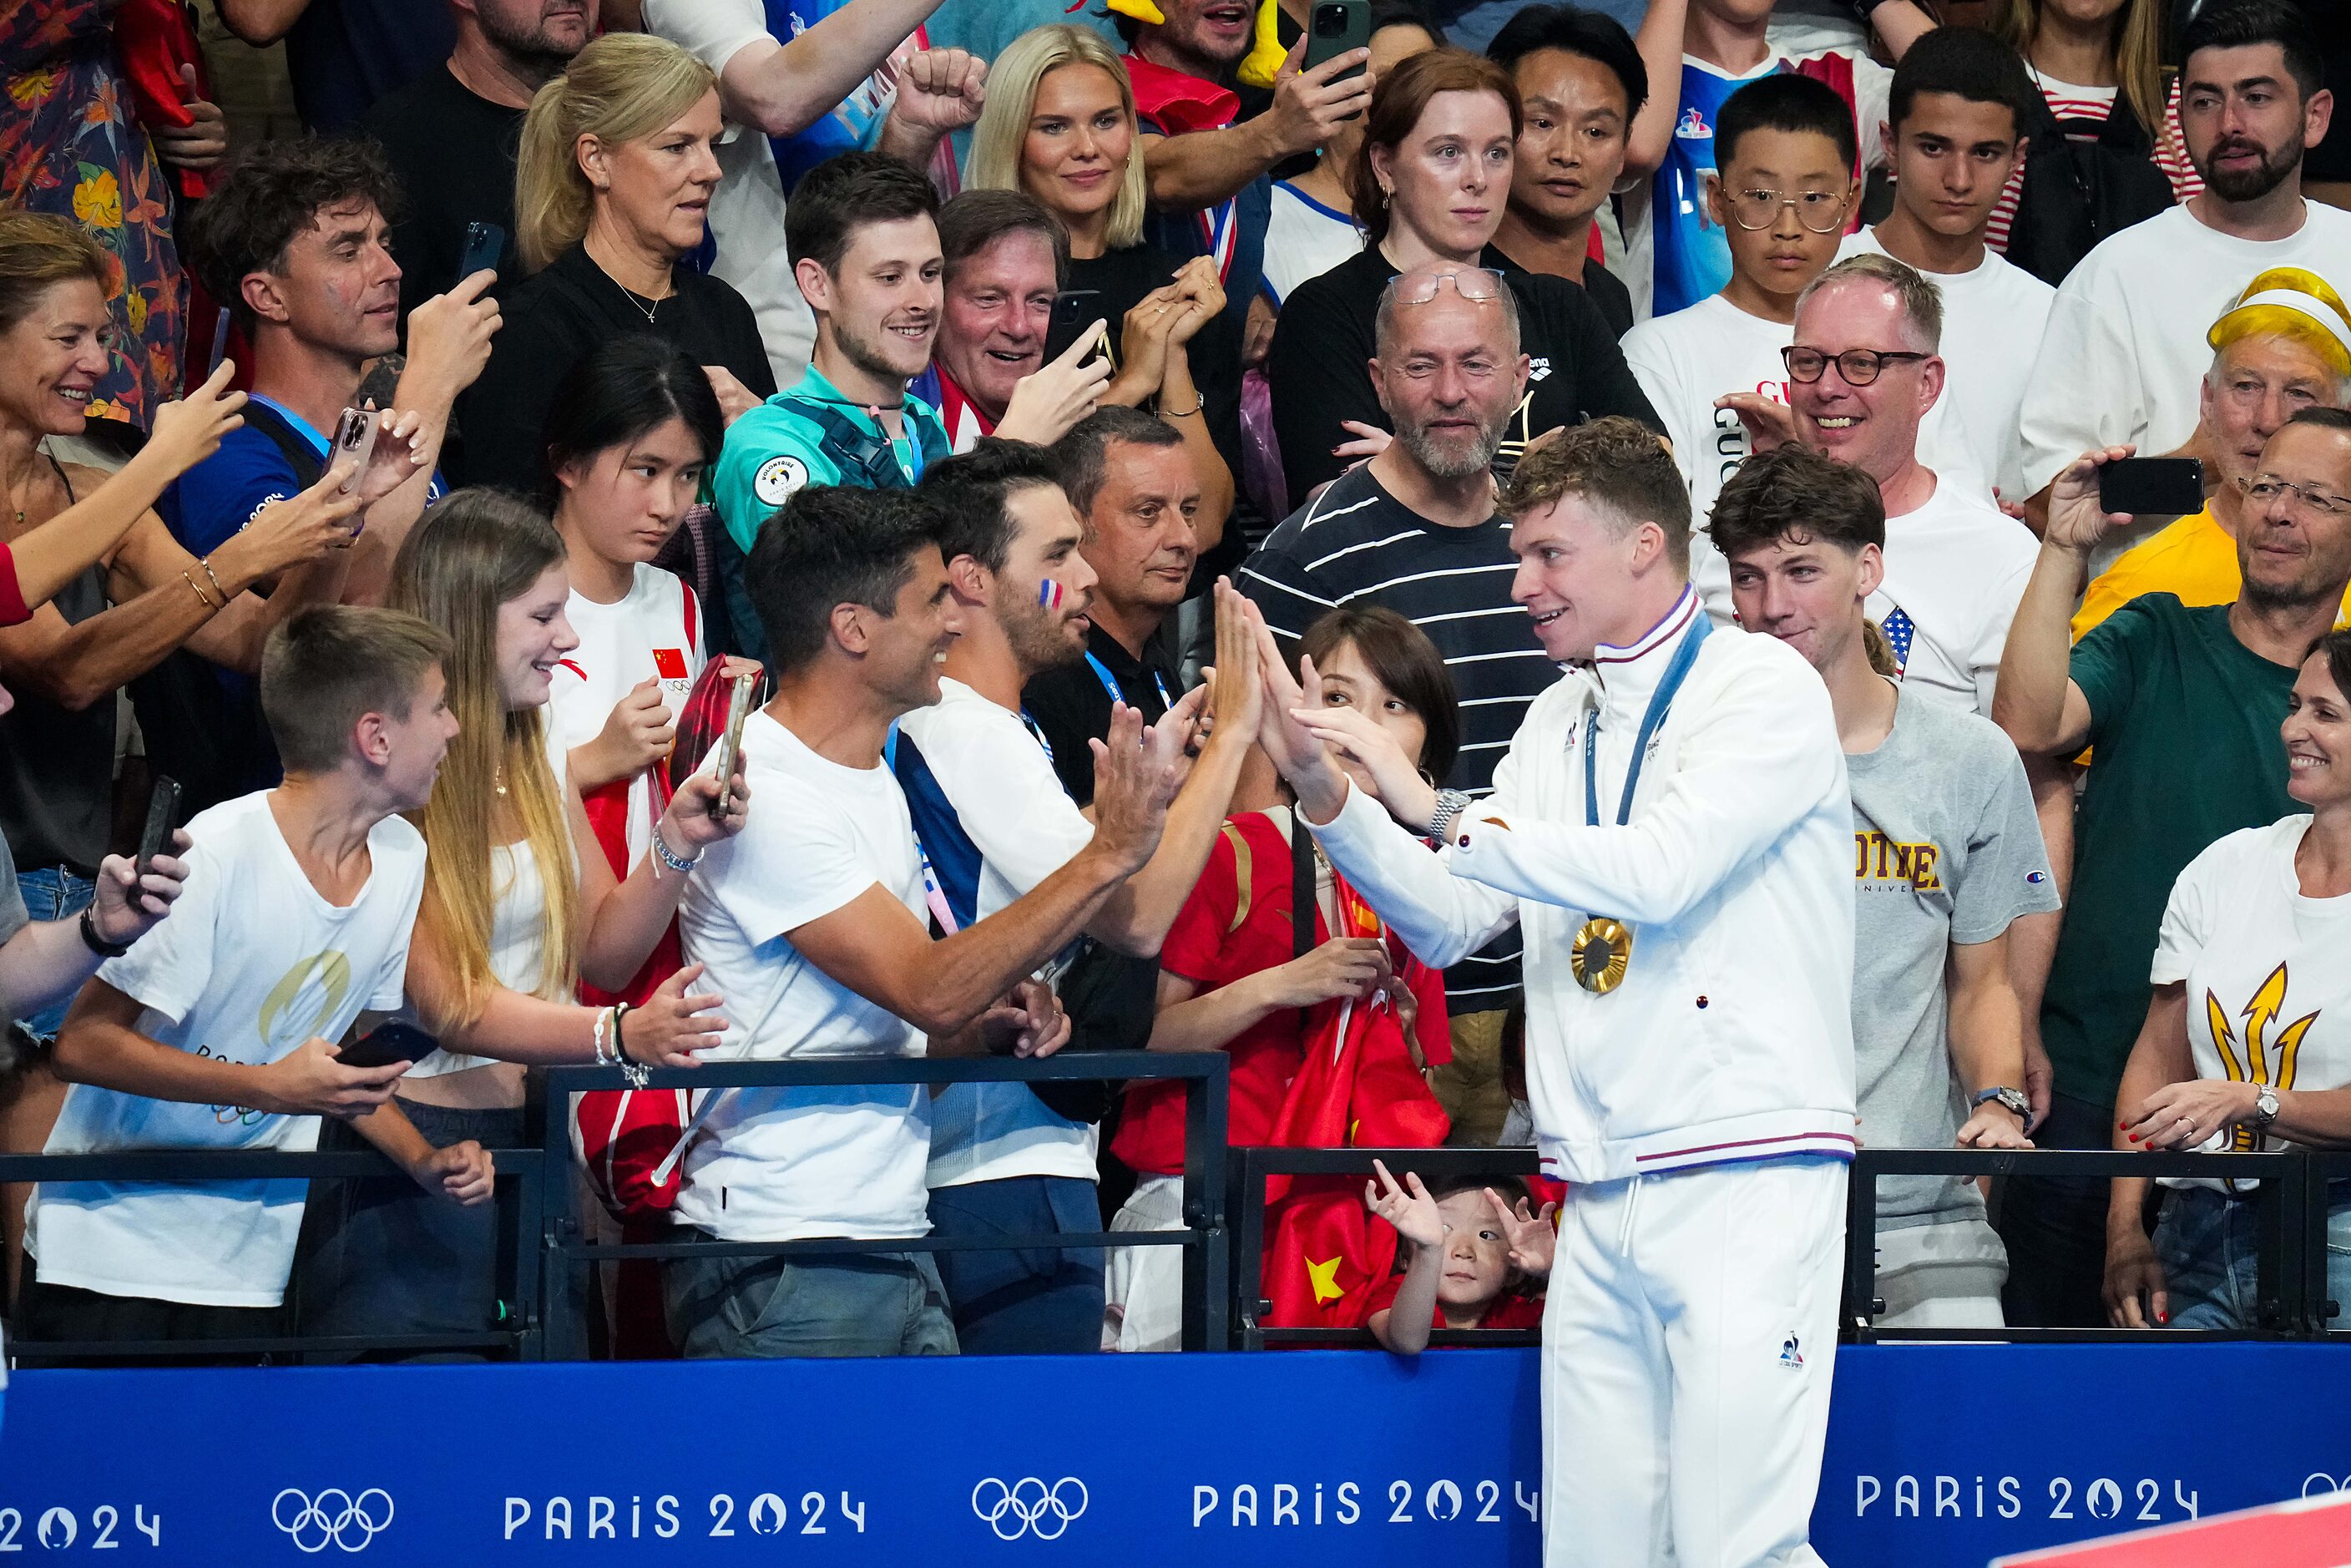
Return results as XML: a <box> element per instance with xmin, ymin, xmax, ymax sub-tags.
<box><xmin>1584</xmin><ymin>609</ymin><xmax>1711</xmax><ymax>828</ymax></box>
<box><xmin>1018</xmin><ymin>708</ymin><xmax>1054</xmax><ymax>763</ymax></box>
<box><xmin>1084</xmin><ymin>651</ymin><xmax>1174</xmax><ymax>714</ymax></box>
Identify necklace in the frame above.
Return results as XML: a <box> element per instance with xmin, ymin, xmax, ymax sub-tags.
<box><xmin>614</xmin><ymin>276</ymin><xmax>665</xmax><ymax>326</ymax></box>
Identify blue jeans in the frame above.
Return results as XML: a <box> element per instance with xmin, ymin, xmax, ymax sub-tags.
<box><xmin>663</xmin><ymin>1230</ymin><xmax>958</xmax><ymax>1359</ymax></box>
<box><xmin>928</xmin><ymin>1176</ymin><xmax>1105</xmax><ymax>1355</ymax></box>
<box><xmin>13</xmin><ymin>867</ymin><xmax>96</xmax><ymax>1044</ymax></box>
<box><xmin>2151</xmin><ymin>1183</ymin><xmax>2351</xmax><ymax>1331</ymax></box>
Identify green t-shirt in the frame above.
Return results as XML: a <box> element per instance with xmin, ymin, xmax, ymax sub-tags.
<box><xmin>2041</xmin><ymin>595</ymin><xmax>2300</xmax><ymax>1115</ymax></box>
<box><xmin>711</xmin><ymin>366</ymin><xmax>951</xmax><ymax>553</ymax></box>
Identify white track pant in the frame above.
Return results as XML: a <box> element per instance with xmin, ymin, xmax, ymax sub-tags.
<box><xmin>1541</xmin><ymin>1156</ymin><xmax>1847</xmax><ymax>1568</ymax></box>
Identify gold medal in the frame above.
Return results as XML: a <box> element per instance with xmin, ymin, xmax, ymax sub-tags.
<box><xmin>1570</xmin><ymin>917</ymin><xmax>1631</xmax><ymax>994</ymax></box>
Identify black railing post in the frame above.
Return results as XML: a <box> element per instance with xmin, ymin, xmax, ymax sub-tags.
<box><xmin>1180</xmin><ymin>1051</ymin><xmax>1231</xmax><ymax>1352</ymax></box>
<box><xmin>1842</xmin><ymin>1161</ymin><xmax>1879</xmax><ymax>1341</ymax></box>
<box><xmin>538</xmin><ymin>1083</ymin><xmax>586</xmax><ymax>1363</ymax></box>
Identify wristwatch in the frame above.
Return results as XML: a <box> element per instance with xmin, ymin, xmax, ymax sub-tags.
<box><xmin>2253</xmin><ymin>1085</ymin><xmax>2280</xmax><ymax>1128</ymax></box>
<box><xmin>1424</xmin><ymin>787</ymin><xmax>1474</xmax><ymax>844</ymax></box>
<box><xmin>78</xmin><ymin>906</ymin><xmax>131</xmax><ymax>959</ymax></box>
<box><xmin>1973</xmin><ymin>1085</ymin><xmax>2030</xmax><ymax>1122</ymax></box>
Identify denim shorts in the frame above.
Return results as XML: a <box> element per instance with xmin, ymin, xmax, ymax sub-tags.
<box><xmin>13</xmin><ymin>867</ymin><xmax>96</xmax><ymax>1044</ymax></box>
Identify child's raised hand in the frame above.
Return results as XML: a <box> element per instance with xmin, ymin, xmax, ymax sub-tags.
<box><xmin>1365</xmin><ymin>1159</ymin><xmax>1441</xmax><ymax>1249</ymax></box>
<box><xmin>1488</xmin><ymin>1187</ymin><xmax>1559</xmax><ymax>1279</ymax></box>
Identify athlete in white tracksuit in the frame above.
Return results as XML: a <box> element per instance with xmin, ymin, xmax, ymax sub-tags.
<box><xmin>1255</xmin><ymin>430</ymin><xmax>1858</xmax><ymax>1566</ymax></box>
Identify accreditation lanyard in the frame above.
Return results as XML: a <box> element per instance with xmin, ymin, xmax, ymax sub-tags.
<box><xmin>1584</xmin><ymin>610</ymin><xmax>1712</xmax><ymax>828</ymax></box>
<box><xmin>1084</xmin><ymin>650</ymin><xmax>1175</xmax><ymax>715</ymax></box>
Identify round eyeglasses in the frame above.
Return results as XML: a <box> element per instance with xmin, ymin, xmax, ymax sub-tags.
<box><xmin>1726</xmin><ymin>186</ymin><xmax>1851</xmax><ymax>234</ymax></box>
<box><xmin>1780</xmin><ymin>346</ymin><xmax>1932</xmax><ymax>386</ymax></box>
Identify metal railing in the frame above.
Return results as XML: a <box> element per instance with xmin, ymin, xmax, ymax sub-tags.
<box><xmin>538</xmin><ymin>1050</ymin><xmax>1231</xmax><ymax>1355</ymax></box>
<box><xmin>1844</xmin><ymin>1148</ymin><xmax>2343</xmax><ymax>1343</ymax></box>
<box><xmin>0</xmin><ymin>1146</ymin><xmax>549</xmax><ymax>1363</ymax></box>
<box><xmin>1227</xmin><ymin>1146</ymin><xmax>1545</xmax><ymax>1351</ymax></box>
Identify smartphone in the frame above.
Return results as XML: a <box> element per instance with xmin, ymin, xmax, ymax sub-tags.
<box><xmin>706</xmin><ymin>670</ymin><xmax>756</xmax><ymax>816</ymax></box>
<box><xmin>337</xmin><ymin>1021</ymin><xmax>441</xmax><ymax>1070</ymax></box>
<box><xmin>2099</xmin><ymin>457</ymin><xmax>2204</xmax><ymax>518</ymax></box>
<box><xmin>457</xmin><ymin>220</ymin><xmax>505</xmax><ymax>287</ymax></box>
<box><xmin>136</xmin><ymin>775</ymin><xmax>182</xmax><ymax>873</ymax></box>
<box><xmin>330</xmin><ymin>406</ymin><xmax>377</xmax><ymax>494</ymax></box>
<box><xmin>1304</xmin><ymin>0</ymin><xmax>1371</xmax><ymax>89</ymax></box>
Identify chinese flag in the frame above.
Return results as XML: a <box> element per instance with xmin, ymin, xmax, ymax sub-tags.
<box><xmin>1260</xmin><ymin>878</ymin><xmax>1449</xmax><ymax>1330</ymax></box>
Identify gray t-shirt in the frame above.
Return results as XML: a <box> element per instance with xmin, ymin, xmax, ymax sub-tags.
<box><xmin>0</xmin><ymin>823</ymin><xmax>27</xmax><ymax>948</ymax></box>
<box><xmin>1848</xmin><ymin>684</ymin><xmax>2061</xmax><ymax>1228</ymax></box>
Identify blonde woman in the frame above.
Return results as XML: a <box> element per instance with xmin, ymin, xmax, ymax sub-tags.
<box><xmin>966</xmin><ymin>25</ymin><xmax>1236</xmax><ymax>547</ymax></box>
<box><xmin>1985</xmin><ymin>0</ymin><xmax>2192</xmax><ymax>282</ymax></box>
<box><xmin>458</xmin><ymin>33</ymin><xmax>775</xmax><ymax>493</ymax></box>
<box><xmin>296</xmin><ymin>490</ymin><xmax>746</xmax><ymax>1353</ymax></box>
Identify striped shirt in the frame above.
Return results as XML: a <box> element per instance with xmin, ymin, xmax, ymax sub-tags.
<box><xmin>1238</xmin><ymin>465</ymin><xmax>1564</xmax><ymax>1014</ymax></box>
<box><xmin>1985</xmin><ymin>73</ymin><xmax>2202</xmax><ymax>256</ymax></box>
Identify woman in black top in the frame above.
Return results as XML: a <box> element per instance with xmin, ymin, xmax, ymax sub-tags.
<box><xmin>458</xmin><ymin>33</ymin><xmax>774</xmax><ymax>491</ymax></box>
<box><xmin>964</xmin><ymin>24</ymin><xmax>1238</xmax><ymax>552</ymax></box>
<box><xmin>1268</xmin><ymin>48</ymin><xmax>1656</xmax><ymax>509</ymax></box>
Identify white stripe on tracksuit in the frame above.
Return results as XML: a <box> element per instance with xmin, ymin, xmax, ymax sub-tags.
<box><xmin>1310</xmin><ymin>587</ymin><xmax>1858</xmax><ymax>1566</ymax></box>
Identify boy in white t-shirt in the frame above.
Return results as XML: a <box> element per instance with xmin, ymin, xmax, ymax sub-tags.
<box><xmin>669</xmin><ymin>484</ymin><xmax>1180</xmax><ymax>1359</ymax></box>
<box><xmin>1726</xmin><ymin>252</ymin><xmax>2035</xmax><ymax>717</ymax></box>
<box><xmin>1838</xmin><ymin>28</ymin><xmax>2054</xmax><ymax>503</ymax></box>
<box><xmin>21</xmin><ymin>608</ymin><xmax>493</xmax><ymax>1356</ymax></box>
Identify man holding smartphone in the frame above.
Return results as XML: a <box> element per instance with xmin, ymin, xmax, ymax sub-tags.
<box><xmin>1991</xmin><ymin>408</ymin><xmax>2351</xmax><ymax>1325</ymax></box>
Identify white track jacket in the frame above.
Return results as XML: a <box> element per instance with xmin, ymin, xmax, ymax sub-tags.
<box><xmin>1312</xmin><ymin>588</ymin><xmax>1859</xmax><ymax>1184</ymax></box>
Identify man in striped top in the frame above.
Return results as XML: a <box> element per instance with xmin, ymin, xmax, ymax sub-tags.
<box><xmin>1238</xmin><ymin>264</ymin><xmax>1557</xmax><ymax>1142</ymax></box>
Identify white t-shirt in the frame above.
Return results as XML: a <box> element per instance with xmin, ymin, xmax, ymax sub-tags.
<box><xmin>1868</xmin><ymin>478</ymin><xmax>2039</xmax><ymax>717</ymax></box>
<box><xmin>675</xmin><ymin>711</ymin><xmax>933</xmax><ymax>1242</ymax></box>
<box><xmin>1261</xmin><ymin>181</ymin><xmax>1364</xmax><ymax>309</ymax></box>
<box><xmin>1622</xmin><ymin>292</ymin><xmax>1985</xmax><ymax>619</ymax></box>
<box><xmin>26</xmin><ymin>793</ymin><xmax>426</xmax><ymax>1308</ymax></box>
<box><xmin>897</xmin><ymin>678</ymin><xmax>1098</xmax><ymax>1189</ymax></box>
<box><xmin>2017</xmin><ymin>200</ymin><xmax>2351</xmax><ymax>520</ymax></box>
<box><xmin>544</xmin><ymin>562</ymin><xmax>706</xmax><ymax>874</ymax></box>
<box><xmin>2152</xmin><ymin>816</ymin><xmax>2351</xmax><ymax>1191</ymax></box>
<box><xmin>1839</xmin><ymin>227</ymin><xmax>2055</xmax><ymax>502</ymax></box>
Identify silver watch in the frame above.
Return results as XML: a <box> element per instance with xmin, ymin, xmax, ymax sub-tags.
<box><xmin>1425</xmin><ymin>787</ymin><xmax>1474</xmax><ymax>843</ymax></box>
<box><xmin>1973</xmin><ymin>1085</ymin><xmax>2030</xmax><ymax>1121</ymax></box>
<box><xmin>2253</xmin><ymin>1085</ymin><xmax>2280</xmax><ymax>1127</ymax></box>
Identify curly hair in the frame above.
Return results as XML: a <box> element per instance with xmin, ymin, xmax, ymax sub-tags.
<box><xmin>182</xmin><ymin>136</ymin><xmax>403</xmax><ymax>323</ymax></box>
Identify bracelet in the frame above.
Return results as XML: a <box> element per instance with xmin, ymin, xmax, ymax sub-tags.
<box><xmin>590</xmin><ymin>1004</ymin><xmax>614</xmax><ymax>1065</ymax></box>
<box><xmin>78</xmin><ymin>906</ymin><xmax>132</xmax><ymax>959</ymax></box>
<box><xmin>612</xmin><ymin>1003</ymin><xmax>649</xmax><ymax>1088</ymax></box>
<box><xmin>650</xmin><ymin>822</ymin><xmax>699</xmax><ymax>875</ymax></box>
<box><xmin>198</xmin><ymin>557</ymin><xmax>229</xmax><ymax>603</ymax></box>
<box><xmin>1160</xmin><ymin>397</ymin><xmax>1205</xmax><ymax>418</ymax></box>
<box><xmin>180</xmin><ymin>569</ymin><xmax>220</xmax><ymax>610</ymax></box>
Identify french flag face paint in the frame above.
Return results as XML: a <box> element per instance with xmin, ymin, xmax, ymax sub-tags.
<box><xmin>1039</xmin><ymin>579</ymin><xmax>1068</xmax><ymax>613</ymax></box>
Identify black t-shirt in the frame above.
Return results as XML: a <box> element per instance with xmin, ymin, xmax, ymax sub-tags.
<box><xmin>1485</xmin><ymin>240</ymin><xmax>1635</xmax><ymax>339</ymax></box>
<box><xmin>454</xmin><ymin>245</ymin><xmax>776</xmax><ymax>491</ymax></box>
<box><xmin>363</xmin><ymin>66</ymin><xmax>524</xmax><ymax>322</ymax></box>
<box><xmin>1266</xmin><ymin>245</ymin><xmax>1661</xmax><ymax>511</ymax></box>
<box><xmin>1237</xmin><ymin>463</ymin><xmax>1561</xmax><ymax>1013</ymax></box>
<box><xmin>1019</xmin><ymin>623</ymin><xmax>1180</xmax><ymax>807</ymax></box>
<box><xmin>0</xmin><ymin>561</ymin><xmax>114</xmax><ymax>877</ymax></box>
<box><xmin>285</xmin><ymin>0</ymin><xmax>454</xmax><ymax>134</ymax></box>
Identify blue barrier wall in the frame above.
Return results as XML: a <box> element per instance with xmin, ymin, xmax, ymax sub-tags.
<box><xmin>2</xmin><ymin>1344</ymin><xmax>2344</xmax><ymax>1564</ymax></box>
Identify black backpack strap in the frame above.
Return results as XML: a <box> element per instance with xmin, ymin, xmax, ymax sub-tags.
<box><xmin>237</xmin><ymin>399</ymin><xmax>326</xmax><ymax>491</ymax></box>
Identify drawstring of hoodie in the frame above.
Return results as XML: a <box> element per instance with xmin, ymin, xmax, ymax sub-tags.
<box><xmin>1617</xmin><ymin>1172</ymin><xmax>1643</xmax><ymax>1255</ymax></box>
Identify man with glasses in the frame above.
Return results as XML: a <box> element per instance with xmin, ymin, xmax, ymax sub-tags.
<box><xmin>1727</xmin><ymin>252</ymin><xmax>2035</xmax><ymax>718</ymax></box>
<box><xmin>1240</xmin><ymin>263</ymin><xmax>1560</xmax><ymax>1142</ymax></box>
<box><xmin>2016</xmin><ymin>0</ymin><xmax>2346</xmax><ymax>557</ymax></box>
<box><xmin>1625</xmin><ymin>75</ymin><xmax>1979</xmax><ymax>620</ymax></box>
<box><xmin>1990</xmin><ymin>406</ymin><xmax>2351</xmax><ymax>1326</ymax></box>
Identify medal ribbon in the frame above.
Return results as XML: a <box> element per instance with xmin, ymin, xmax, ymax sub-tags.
<box><xmin>1584</xmin><ymin>605</ymin><xmax>1712</xmax><ymax>830</ymax></box>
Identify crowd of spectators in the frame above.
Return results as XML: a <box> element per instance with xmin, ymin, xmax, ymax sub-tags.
<box><xmin>0</xmin><ymin>0</ymin><xmax>2347</xmax><ymax>1361</ymax></box>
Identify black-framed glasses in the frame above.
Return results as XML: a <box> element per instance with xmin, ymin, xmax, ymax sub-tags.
<box><xmin>1726</xmin><ymin>186</ymin><xmax>1850</xmax><ymax>233</ymax></box>
<box><xmin>1780</xmin><ymin>346</ymin><xmax>1932</xmax><ymax>386</ymax></box>
<box><xmin>2241</xmin><ymin>473</ymin><xmax>2351</xmax><ymax>518</ymax></box>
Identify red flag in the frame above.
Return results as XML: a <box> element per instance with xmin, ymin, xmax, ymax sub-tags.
<box><xmin>1260</xmin><ymin>875</ymin><xmax>1449</xmax><ymax>1330</ymax></box>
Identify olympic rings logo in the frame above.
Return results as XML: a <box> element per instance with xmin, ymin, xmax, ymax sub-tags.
<box><xmin>972</xmin><ymin>1477</ymin><xmax>1088</xmax><ymax>1541</ymax></box>
<box><xmin>271</xmin><ymin>1489</ymin><xmax>395</xmax><ymax>1553</ymax></box>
